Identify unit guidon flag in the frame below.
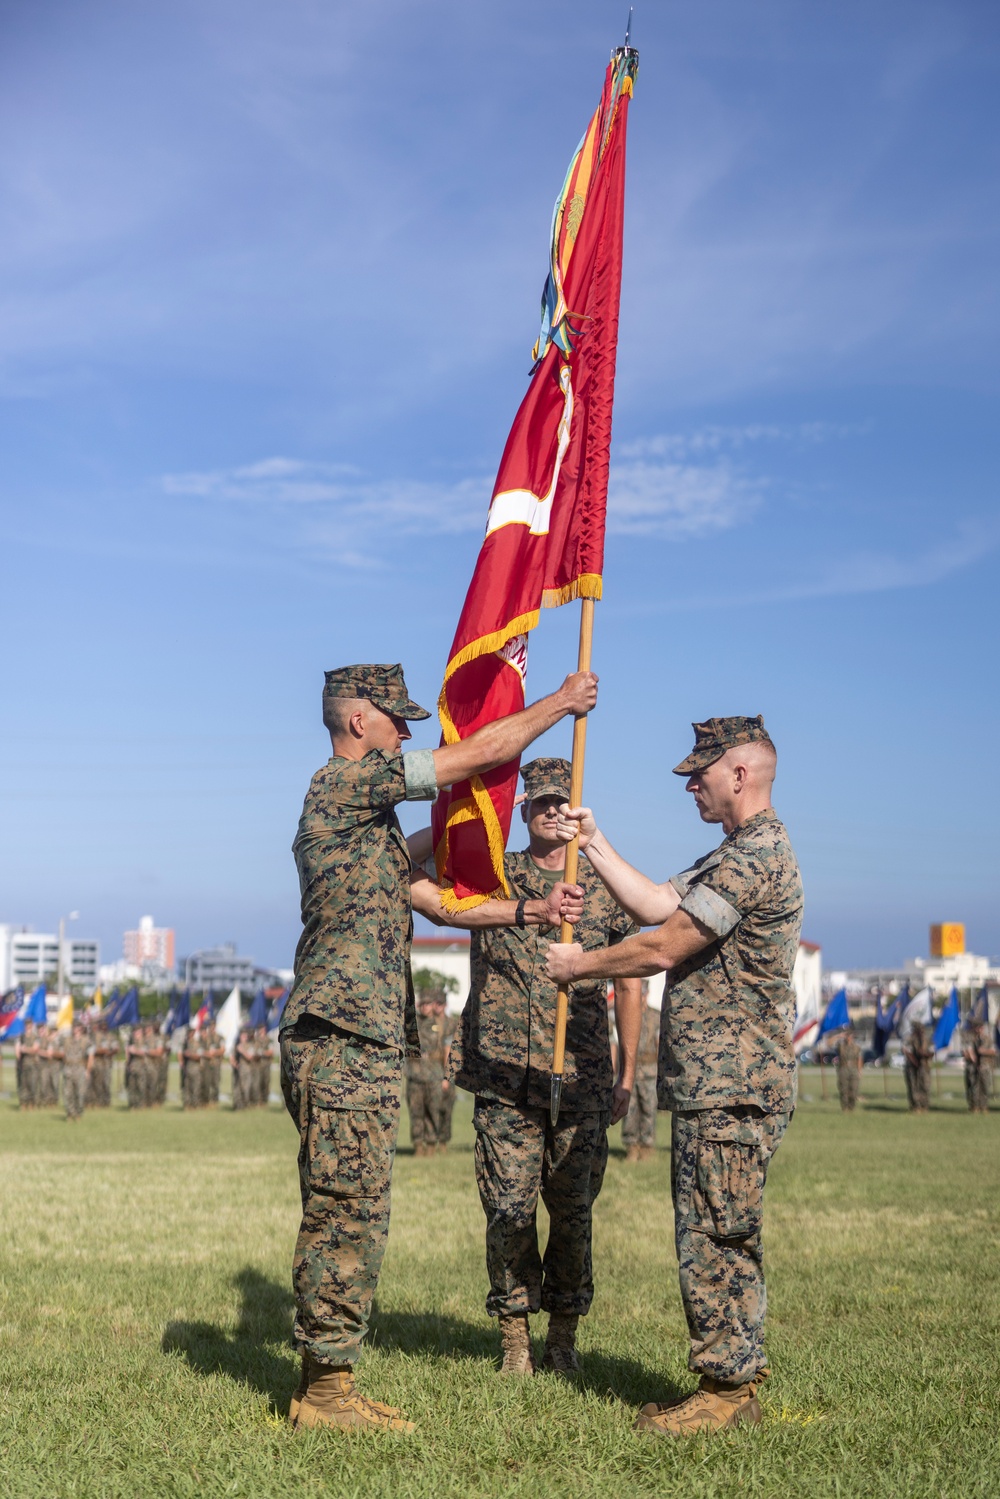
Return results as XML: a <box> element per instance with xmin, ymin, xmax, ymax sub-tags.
<box><xmin>433</xmin><ymin>47</ymin><xmax>638</xmax><ymax>909</ymax></box>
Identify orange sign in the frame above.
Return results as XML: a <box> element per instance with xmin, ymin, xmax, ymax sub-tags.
<box><xmin>930</xmin><ymin>923</ymin><xmax>965</xmax><ymax>958</ymax></box>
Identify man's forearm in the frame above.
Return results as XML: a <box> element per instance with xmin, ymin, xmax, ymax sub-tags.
<box><xmin>431</xmin><ymin>677</ymin><xmax>592</xmax><ymax>787</ymax></box>
<box><xmin>584</xmin><ymin>830</ymin><xmax>681</xmax><ymax>926</ymax></box>
<box><xmin>560</xmin><ymin>909</ymin><xmax>713</xmax><ymax>982</ymax></box>
<box><xmin>612</xmin><ymin>976</ymin><xmax>643</xmax><ymax>1085</ymax></box>
<box><xmin>410</xmin><ymin>872</ymin><xmax>556</xmax><ymax>930</ymax></box>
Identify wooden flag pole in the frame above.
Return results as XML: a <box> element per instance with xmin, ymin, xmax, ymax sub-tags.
<box><xmin>550</xmin><ymin>597</ymin><xmax>595</xmax><ymax>1125</ymax></box>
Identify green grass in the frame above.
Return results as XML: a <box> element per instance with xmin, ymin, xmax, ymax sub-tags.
<box><xmin>1</xmin><ymin>1064</ymin><xmax>998</xmax><ymax>1498</ymax></box>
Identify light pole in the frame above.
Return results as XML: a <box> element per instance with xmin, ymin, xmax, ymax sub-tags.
<box><xmin>57</xmin><ymin>911</ymin><xmax>80</xmax><ymax>999</ymax></box>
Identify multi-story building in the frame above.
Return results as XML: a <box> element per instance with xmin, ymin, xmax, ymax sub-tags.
<box><xmin>123</xmin><ymin>915</ymin><xmax>176</xmax><ymax>976</ymax></box>
<box><xmin>0</xmin><ymin>924</ymin><xmax>99</xmax><ymax>992</ymax></box>
<box><xmin>181</xmin><ymin>943</ymin><xmax>256</xmax><ymax>991</ymax></box>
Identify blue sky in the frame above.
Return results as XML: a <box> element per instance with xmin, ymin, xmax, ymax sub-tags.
<box><xmin>2</xmin><ymin>0</ymin><xmax>997</xmax><ymax>972</ymax></box>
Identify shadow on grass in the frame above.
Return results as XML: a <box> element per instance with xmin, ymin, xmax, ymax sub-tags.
<box><xmin>369</xmin><ymin>1306</ymin><xmax>676</xmax><ymax>1406</ymax></box>
<box><xmin>162</xmin><ymin>1267</ymin><xmax>296</xmax><ymax>1412</ymax></box>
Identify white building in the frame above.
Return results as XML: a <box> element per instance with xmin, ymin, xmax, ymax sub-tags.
<box><xmin>905</xmin><ymin>950</ymin><xmax>998</xmax><ymax>995</ymax></box>
<box><xmin>0</xmin><ymin>924</ymin><xmax>99</xmax><ymax>992</ymax></box>
<box><xmin>124</xmin><ymin>915</ymin><xmax>175</xmax><ymax>976</ymax></box>
<box><xmin>181</xmin><ymin>943</ymin><xmax>256</xmax><ymax>990</ymax></box>
<box><xmin>411</xmin><ymin>937</ymin><xmax>472</xmax><ymax>1012</ymax></box>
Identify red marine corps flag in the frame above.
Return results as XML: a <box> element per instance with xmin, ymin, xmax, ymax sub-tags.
<box><xmin>433</xmin><ymin>43</ymin><xmax>638</xmax><ymax>909</ymax></box>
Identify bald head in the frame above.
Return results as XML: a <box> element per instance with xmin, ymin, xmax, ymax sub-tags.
<box><xmin>718</xmin><ymin>739</ymin><xmax>776</xmax><ymax>790</ymax></box>
<box><xmin>685</xmin><ymin>738</ymin><xmax>777</xmax><ymax>834</ymax></box>
<box><xmin>325</xmin><ymin>695</ymin><xmax>412</xmax><ymax>760</ymax></box>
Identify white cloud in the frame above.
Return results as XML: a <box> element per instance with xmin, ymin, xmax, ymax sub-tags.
<box><xmin>607</xmin><ymin>457</ymin><xmax>761</xmax><ymax>537</ymax></box>
<box><xmin>617</xmin><ymin>518</ymin><xmax>1000</xmax><ymax>613</ymax></box>
<box><xmin>618</xmin><ymin>421</ymin><xmax>863</xmax><ymax>462</ymax></box>
<box><xmin>164</xmin><ymin>445</ymin><xmax>763</xmax><ymax>557</ymax></box>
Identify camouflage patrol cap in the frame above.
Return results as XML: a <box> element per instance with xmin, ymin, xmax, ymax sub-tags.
<box><xmin>521</xmin><ymin>756</ymin><xmax>571</xmax><ymax>802</ymax></box>
<box><xmin>672</xmin><ymin>715</ymin><xmax>774</xmax><ymax>775</ymax></box>
<box><xmin>322</xmin><ymin>663</ymin><xmax>430</xmax><ymax>722</ymax></box>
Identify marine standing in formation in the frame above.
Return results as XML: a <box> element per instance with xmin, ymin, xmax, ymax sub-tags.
<box><xmin>405</xmin><ymin>991</ymin><xmax>450</xmax><ymax>1155</ymax></box>
<box><xmin>835</xmin><ymin>1028</ymin><xmax>862</xmax><ymax>1112</ymax></box>
<box><xmin>89</xmin><ymin>1029</ymin><xmax>118</xmax><ymax>1107</ymax></box>
<box><xmin>962</xmin><ymin>1018</ymin><xmax>995</xmax><ymax>1113</ymax></box>
<box><xmin>39</xmin><ymin>1028</ymin><xmax>61</xmax><ymax>1107</ymax></box>
<box><xmin>548</xmin><ymin>716</ymin><xmax>803</xmax><ymax>1435</ymax></box>
<box><xmin>281</xmin><ymin>662</ymin><xmax>595</xmax><ymax>1433</ymax></box>
<box><xmin>622</xmin><ymin>982</ymin><xmax>660</xmax><ymax>1161</ymax></box>
<box><xmin>61</xmin><ymin>1020</ymin><xmax>93</xmax><ymax>1121</ymax></box>
<box><xmin>15</xmin><ymin>1023</ymin><xmax>41</xmax><ymax>1109</ymax></box>
<box><xmin>444</xmin><ymin>756</ymin><xmax>642</xmax><ymax>1376</ymax></box>
<box><xmin>182</xmin><ymin>1027</ymin><xmax>205</xmax><ymax>1109</ymax></box>
<box><xmin>903</xmin><ymin>1022</ymin><xmax>934</xmax><ymax>1112</ymax></box>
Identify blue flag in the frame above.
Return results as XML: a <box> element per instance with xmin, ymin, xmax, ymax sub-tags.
<box><xmin>932</xmin><ymin>986</ymin><xmax>960</xmax><ymax>1051</ymax></box>
<box><xmin>101</xmin><ymin>987</ymin><xmax>122</xmax><ymax>1028</ymax></box>
<box><xmin>164</xmin><ymin>988</ymin><xmax>191</xmax><ymax>1035</ymax></box>
<box><xmin>248</xmin><ymin>987</ymin><xmax>268</xmax><ymax>1028</ymax></box>
<box><xmin>266</xmin><ymin>989</ymin><xmax>288</xmax><ymax>1033</ymax></box>
<box><xmin>106</xmin><ymin>986</ymin><xmax>140</xmax><ymax>1029</ymax></box>
<box><xmin>1</xmin><ymin>984</ymin><xmax>48</xmax><ymax>1041</ymax></box>
<box><xmin>816</xmin><ymin>988</ymin><xmax>850</xmax><ymax>1043</ymax></box>
<box><xmin>0</xmin><ymin>987</ymin><xmax>22</xmax><ymax>1023</ymax></box>
<box><xmin>971</xmin><ymin>985</ymin><xmax>989</xmax><ymax>1025</ymax></box>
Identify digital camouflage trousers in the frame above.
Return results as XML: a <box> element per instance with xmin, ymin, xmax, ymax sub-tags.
<box><xmin>473</xmin><ymin>1098</ymin><xmax>610</xmax><ymax>1319</ymax></box>
<box><xmin>621</xmin><ymin>1067</ymin><xmax>658</xmax><ymax>1147</ymax></box>
<box><xmin>63</xmin><ymin>1066</ymin><xmax>88</xmax><ymax>1119</ymax></box>
<box><xmin>406</xmin><ymin>1074</ymin><xmax>443</xmax><ymax>1147</ymax></box>
<box><xmin>671</xmin><ymin>1105</ymin><xmax>789</xmax><ymax>1385</ymax></box>
<box><xmin>837</xmin><ymin>1068</ymin><xmax>859</xmax><ymax>1111</ymax></box>
<box><xmin>281</xmin><ymin>1019</ymin><xmax>401</xmax><ymax>1366</ymax></box>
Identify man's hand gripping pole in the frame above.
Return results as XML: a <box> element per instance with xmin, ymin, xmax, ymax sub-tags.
<box><xmin>550</xmin><ymin>597</ymin><xmax>595</xmax><ymax>1126</ymax></box>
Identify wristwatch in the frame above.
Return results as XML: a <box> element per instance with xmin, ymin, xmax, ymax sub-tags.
<box><xmin>515</xmin><ymin>898</ymin><xmax>527</xmax><ymax>928</ymax></box>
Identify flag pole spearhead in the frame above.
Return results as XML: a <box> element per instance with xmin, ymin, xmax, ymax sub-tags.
<box><xmin>550</xmin><ymin>1074</ymin><xmax>563</xmax><ymax>1126</ymax></box>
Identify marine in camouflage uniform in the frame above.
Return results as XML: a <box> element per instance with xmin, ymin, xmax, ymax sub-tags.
<box><xmin>39</xmin><ymin>1028</ymin><xmax>62</xmax><ymax>1107</ymax></box>
<box><xmin>405</xmin><ymin>998</ymin><xmax>448</xmax><ymax>1154</ymax></box>
<box><xmin>546</xmin><ymin>716</ymin><xmax>803</xmax><ymax>1435</ymax></box>
<box><xmin>88</xmin><ymin>1029</ymin><xmax>116</xmax><ymax>1106</ymax></box>
<box><xmin>150</xmin><ymin>1028</ymin><xmax>169</xmax><ymax>1106</ymax></box>
<box><xmin>622</xmin><ymin>988</ymin><xmax>660</xmax><ymax>1159</ymax></box>
<box><xmin>16</xmin><ymin>1023</ymin><xmax>41</xmax><ymax>1109</ymax></box>
<box><xmin>450</xmin><ymin>757</ymin><xmax>642</xmax><ymax>1376</ymax></box>
<box><xmin>125</xmin><ymin>1026</ymin><xmax>147</xmax><ymax>1109</ymax></box>
<box><xmin>182</xmin><ymin>1027</ymin><xmax>203</xmax><ymax>1110</ymax></box>
<box><xmin>835</xmin><ymin>1029</ymin><xmax>862</xmax><ymax>1111</ymax></box>
<box><xmin>963</xmin><ymin>1019</ymin><xmax>995</xmax><ymax>1112</ymax></box>
<box><xmin>232</xmin><ymin>1027</ymin><xmax>255</xmax><ymax>1110</ymax></box>
<box><xmin>437</xmin><ymin>1003</ymin><xmax>459</xmax><ymax>1148</ymax></box>
<box><xmin>255</xmin><ymin>1026</ymin><xmax>274</xmax><ymax>1106</ymax></box>
<box><xmin>62</xmin><ymin>1022</ymin><xmax>93</xmax><ymax>1121</ymax></box>
<box><xmin>281</xmin><ymin>661</ymin><xmax>596</xmax><ymax>1432</ymax></box>
<box><xmin>201</xmin><ymin>1022</ymin><xmax>223</xmax><ymax>1106</ymax></box>
<box><xmin>903</xmin><ymin>1021</ymin><xmax>934</xmax><ymax>1112</ymax></box>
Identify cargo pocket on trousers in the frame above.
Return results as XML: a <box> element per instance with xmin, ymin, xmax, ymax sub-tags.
<box><xmin>306</xmin><ymin>1078</ymin><xmax>382</xmax><ymax>1199</ymax></box>
<box><xmin>693</xmin><ymin>1114</ymin><xmax>764</xmax><ymax>1239</ymax></box>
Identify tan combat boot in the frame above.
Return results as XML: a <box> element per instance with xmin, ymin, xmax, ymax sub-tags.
<box><xmin>635</xmin><ymin>1373</ymin><xmax>763</xmax><ymax>1435</ymax></box>
<box><xmin>294</xmin><ymin>1358</ymin><xmax>414</xmax><ymax>1432</ymax></box>
<box><xmin>498</xmin><ymin>1313</ymin><xmax>535</xmax><ymax>1376</ymax></box>
<box><xmin>288</xmin><ymin>1351</ymin><xmax>308</xmax><ymax>1425</ymax></box>
<box><xmin>625</xmin><ymin>1144</ymin><xmax>642</xmax><ymax>1163</ymax></box>
<box><xmin>541</xmin><ymin>1313</ymin><xmax>580</xmax><ymax>1375</ymax></box>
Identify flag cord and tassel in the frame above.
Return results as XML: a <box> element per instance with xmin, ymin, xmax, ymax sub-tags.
<box><xmin>550</xmin><ymin>596</ymin><xmax>595</xmax><ymax>1125</ymax></box>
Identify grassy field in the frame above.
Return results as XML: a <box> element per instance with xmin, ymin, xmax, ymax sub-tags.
<box><xmin>1</xmin><ymin>1065</ymin><xmax>999</xmax><ymax>1499</ymax></box>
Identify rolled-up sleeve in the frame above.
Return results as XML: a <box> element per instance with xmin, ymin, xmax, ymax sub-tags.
<box><xmin>402</xmin><ymin>748</ymin><xmax>439</xmax><ymax>802</ymax></box>
<box><xmin>678</xmin><ymin>882</ymin><xmax>742</xmax><ymax>939</ymax></box>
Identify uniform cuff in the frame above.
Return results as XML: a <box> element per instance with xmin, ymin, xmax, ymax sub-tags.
<box><xmin>669</xmin><ymin>872</ymin><xmax>691</xmax><ymax>898</ymax></box>
<box><xmin>402</xmin><ymin>748</ymin><xmax>438</xmax><ymax>802</ymax></box>
<box><xmin>679</xmin><ymin>883</ymin><xmax>742</xmax><ymax>939</ymax></box>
